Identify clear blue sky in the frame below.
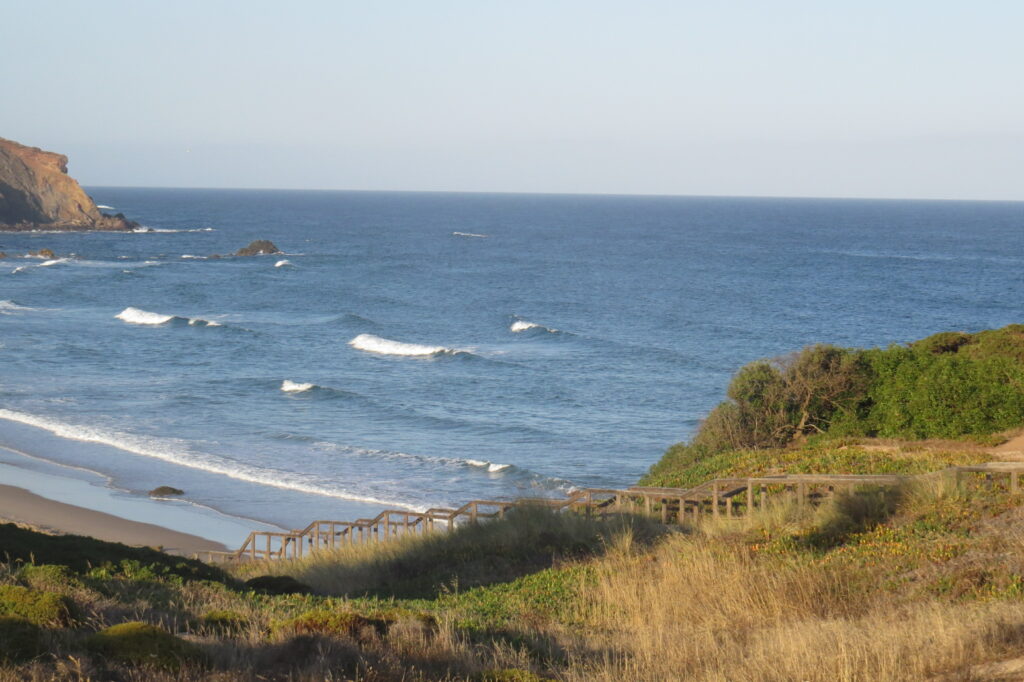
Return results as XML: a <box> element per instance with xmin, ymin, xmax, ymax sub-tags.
<box><xmin>2</xmin><ymin>1</ymin><xmax>1022</xmax><ymax>199</ymax></box>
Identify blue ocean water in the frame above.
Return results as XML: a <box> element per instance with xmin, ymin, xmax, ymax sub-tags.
<box><xmin>0</xmin><ymin>189</ymin><xmax>1021</xmax><ymax>534</ymax></box>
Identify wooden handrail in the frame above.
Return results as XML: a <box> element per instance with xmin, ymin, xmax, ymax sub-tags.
<box><xmin>214</xmin><ymin>463</ymin><xmax>1024</xmax><ymax>562</ymax></box>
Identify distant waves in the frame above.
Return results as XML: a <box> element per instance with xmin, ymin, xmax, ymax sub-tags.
<box><xmin>116</xmin><ymin>307</ymin><xmax>222</xmax><ymax>327</ymax></box>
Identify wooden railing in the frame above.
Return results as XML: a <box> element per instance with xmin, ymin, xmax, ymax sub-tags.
<box><xmin>199</xmin><ymin>462</ymin><xmax>1024</xmax><ymax>563</ymax></box>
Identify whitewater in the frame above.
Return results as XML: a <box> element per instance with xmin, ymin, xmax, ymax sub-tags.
<box><xmin>0</xmin><ymin>187</ymin><xmax>1020</xmax><ymax>534</ymax></box>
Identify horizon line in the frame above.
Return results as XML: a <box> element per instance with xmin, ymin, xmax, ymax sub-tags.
<box><xmin>81</xmin><ymin>184</ymin><xmax>1024</xmax><ymax>205</ymax></box>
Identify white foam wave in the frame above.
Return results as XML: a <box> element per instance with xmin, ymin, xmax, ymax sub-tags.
<box><xmin>274</xmin><ymin>259</ymin><xmax>292</xmax><ymax>268</ymax></box>
<box><xmin>0</xmin><ymin>300</ymin><xmax>36</xmax><ymax>313</ymax></box>
<box><xmin>510</xmin><ymin>319</ymin><xmax>557</xmax><ymax>333</ymax></box>
<box><xmin>281</xmin><ymin>380</ymin><xmax>316</xmax><ymax>393</ymax></box>
<box><xmin>116</xmin><ymin>307</ymin><xmax>174</xmax><ymax>325</ymax></box>
<box><xmin>116</xmin><ymin>307</ymin><xmax>221</xmax><ymax>327</ymax></box>
<box><xmin>452</xmin><ymin>231</ymin><xmax>488</xmax><ymax>238</ymax></box>
<box><xmin>11</xmin><ymin>266</ymin><xmax>28</xmax><ymax>274</ymax></box>
<box><xmin>0</xmin><ymin>409</ymin><xmax>423</xmax><ymax>511</ymax></box>
<box><xmin>134</xmin><ymin>227</ymin><xmax>216</xmax><ymax>233</ymax></box>
<box><xmin>466</xmin><ymin>459</ymin><xmax>513</xmax><ymax>473</ymax></box>
<box><xmin>39</xmin><ymin>258</ymin><xmax>71</xmax><ymax>267</ymax></box>
<box><xmin>181</xmin><ymin>254</ymin><xmax>206</xmax><ymax>259</ymax></box>
<box><xmin>96</xmin><ymin>204</ymin><xmax>114</xmax><ymax>209</ymax></box>
<box><xmin>349</xmin><ymin>333</ymin><xmax>455</xmax><ymax>357</ymax></box>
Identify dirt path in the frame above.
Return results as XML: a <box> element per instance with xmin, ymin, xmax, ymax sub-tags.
<box><xmin>989</xmin><ymin>433</ymin><xmax>1024</xmax><ymax>461</ymax></box>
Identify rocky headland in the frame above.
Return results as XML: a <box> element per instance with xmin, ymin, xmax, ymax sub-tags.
<box><xmin>0</xmin><ymin>137</ymin><xmax>137</xmax><ymax>231</ymax></box>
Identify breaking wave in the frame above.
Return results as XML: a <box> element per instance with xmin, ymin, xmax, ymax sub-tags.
<box><xmin>134</xmin><ymin>227</ymin><xmax>216</xmax><ymax>233</ymax></box>
<box><xmin>281</xmin><ymin>380</ymin><xmax>316</xmax><ymax>393</ymax></box>
<box><xmin>452</xmin><ymin>231</ymin><xmax>488</xmax><ymax>238</ymax></box>
<box><xmin>465</xmin><ymin>459</ymin><xmax>513</xmax><ymax>473</ymax></box>
<box><xmin>510</xmin><ymin>319</ymin><xmax>559</xmax><ymax>333</ymax></box>
<box><xmin>0</xmin><ymin>300</ymin><xmax>37</xmax><ymax>314</ymax></box>
<box><xmin>39</xmin><ymin>258</ymin><xmax>71</xmax><ymax>267</ymax></box>
<box><xmin>274</xmin><ymin>259</ymin><xmax>292</xmax><ymax>268</ymax></box>
<box><xmin>96</xmin><ymin>204</ymin><xmax>115</xmax><ymax>209</ymax></box>
<box><xmin>349</xmin><ymin>333</ymin><xmax>460</xmax><ymax>357</ymax></box>
<box><xmin>116</xmin><ymin>307</ymin><xmax>222</xmax><ymax>327</ymax></box>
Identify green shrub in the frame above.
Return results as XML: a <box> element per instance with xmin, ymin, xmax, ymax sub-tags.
<box><xmin>17</xmin><ymin>564</ymin><xmax>80</xmax><ymax>592</ymax></box>
<box><xmin>647</xmin><ymin>324</ymin><xmax>1024</xmax><ymax>484</ymax></box>
<box><xmin>0</xmin><ymin>584</ymin><xmax>74</xmax><ymax>626</ymax></box>
<box><xmin>201</xmin><ymin>609</ymin><xmax>248</xmax><ymax>634</ymax></box>
<box><xmin>0</xmin><ymin>616</ymin><xmax>45</xmax><ymax>663</ymax></box>
<box><xmin>87</xmin><ymin>622</ymin><xmax>203</xmax><ymax>671</ymax></box>
<box><xmin>278</xmin><ymin>609</ymin><xmax>390</xmax><ymax>638</ymax></box>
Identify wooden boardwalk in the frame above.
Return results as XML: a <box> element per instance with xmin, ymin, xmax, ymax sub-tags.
<box><xmin>195</xmin><ymin>461</ymin><xmax>1024</xmax><ymax>563</ymax></box>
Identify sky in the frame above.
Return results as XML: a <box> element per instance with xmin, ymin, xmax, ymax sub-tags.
<box><xmin>1</xmin><ymin>1</ymin><xmax>1022</xmax><ymax>200</ymax></box>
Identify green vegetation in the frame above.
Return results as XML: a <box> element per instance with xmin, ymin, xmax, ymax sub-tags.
<box><xmin>87</xmin><ymin>622</ymin><xmax>204</xmax><ymax>671</ymax></box>
<box><xmin>644</xmin><ymin>324</ymin><xmax>1024</xmax><ymax>486</ymax></box>
<box><xmin>0</xmin><ymin>584</ymin><xmax>74</xmax><ymax>626</ymax></box>
<box><xmin>2</xmin><ymin>324</ymin><xmax>1024</xmax><ymax>680</ymax></box>
<box><xmin>201</xmin><ymin>609</ymin><xmax>248</xmax><ymax>634</ymax></box>
<box><xmin>0</xmin><ymin>521</ymin><xmax>228</xmax><ymax>582</ymax></box>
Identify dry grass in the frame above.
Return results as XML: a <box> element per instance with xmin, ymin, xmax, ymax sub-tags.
<box><xmin>235</xmin><ymin>506</ymin><xmax>665</xmax><ymax>598</ymax></box>
<box><xmin>562</xmin><ymin>477</ymin><xmax>1024</xmax><ymax>681</ymax></box>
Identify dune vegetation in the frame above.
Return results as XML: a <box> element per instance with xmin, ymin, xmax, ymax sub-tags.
<box><xmin>2</xmin><ymin>325</ymin><xmax>1024</xmax><ymax>680</ymax></box>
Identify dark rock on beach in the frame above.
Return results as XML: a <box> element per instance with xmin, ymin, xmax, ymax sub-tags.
<box><xmin>27</xmin><ymin>248</ymin><xmax>55</xmax><ymax>259</ymax></box>
<box><xmin>148</xmin><ymin>486</ymin><xmax>185</xmax><ymax>497</ymax></box>
<box><xmin>235</xmin><ymin>240</ymin><xmax>282</xmax><ymax>256</ymax></box>
<box><xmin>0</xmin><ymin>136</ymin><xmax>138</xmax><ymax>232</ymax></box>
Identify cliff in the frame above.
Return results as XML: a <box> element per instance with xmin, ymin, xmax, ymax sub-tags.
<box><xmin>0</xmin><ymin>137</ymin><xmax>135</xmax><ymax>231</ymax></box>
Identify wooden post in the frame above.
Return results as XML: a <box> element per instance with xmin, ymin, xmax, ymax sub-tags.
<box><xmin>746</xmin><ymin>483</ymin><xmax>753</xmax><ymax>515</ymax></box>
<box><xmin>471</xmin><ymin>502</ymin><xmax>478</xmax><ymax>524</ymax></box>
<box><xmin>760</xmin><ymin>484</ymin><xmax>766</xmax><ymax>510</ymax></box>
<box><xmin>712</xmin><ymin>483</ymin><xmax>719</xmax><ymax>517</ymax></box>
<box><xmin>726</xmin><ymin>496</ymin><xmax>733</xmax><ymax>517</ymax></box>
<box><xmin>660</xmin><ymin>498</ymin><xmax>668</xmax><ymax>524</ymax></box>
<box><xmin>266</xmin><ymin>535</ymin><xmax>271</xmax><ymax>560</ymax></box>
<box><xmin>677</xmin><ymin>497</ymin><xmax>685</xmax><ymax>524</ymax></box>
<box><xmin>1012</xmin><ymin>471</ymin><xmax>1019</xmax><ymax>494</ymax></box>
<box><xmin>644</xmin><ymin>495</ymin><xmax>652</xmax><ymax>515</ymax></box>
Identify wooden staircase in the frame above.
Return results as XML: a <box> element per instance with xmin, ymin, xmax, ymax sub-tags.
<box><xmin>193</xmin><ymin>462</ymin><xmax>1024</xmax><ymax>563</ymax></box>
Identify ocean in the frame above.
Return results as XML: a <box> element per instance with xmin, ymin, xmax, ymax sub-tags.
<box><xmin>1</xmin><ymin>189</ymin><xmax>1021</xmax><ymax>542</ymax></box>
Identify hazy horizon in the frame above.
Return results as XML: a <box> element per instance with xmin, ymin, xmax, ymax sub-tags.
<box><xmin>4</xmin><ymin>1</ymin><xmax>1023</xmax><ymax>201</ymax></box>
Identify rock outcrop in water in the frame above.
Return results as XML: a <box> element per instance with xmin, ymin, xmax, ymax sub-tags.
<box><xmin>0</xmin><ymin>137</ymin><xmax>137</xmax><ymax>231</ymax></box>
<box><xmin>235</xmin><ymin>240</ymin><xmax>282</xmax><ymax>256</ymax></box>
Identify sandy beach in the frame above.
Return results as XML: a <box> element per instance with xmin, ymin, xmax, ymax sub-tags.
<box><xmin>0</xmin><ymin>483</ymin><xmax>227</xmax><ymax>555</ymax></box>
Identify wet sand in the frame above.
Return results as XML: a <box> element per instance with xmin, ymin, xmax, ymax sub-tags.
<box><xmin>0</xmin><ymin>483</ymin><xmax>228</xmax><ymax>555</ymax></box>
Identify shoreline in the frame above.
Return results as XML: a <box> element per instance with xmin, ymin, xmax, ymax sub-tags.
<box><xmin>0</xmin><ymin>483</ymin><xmax>227</xmax><ymax>555</ymax></box>
<box><xmin>0</xmin><ymin>442</ymin><xmax>282</xmax><ymax>551</ymax></box>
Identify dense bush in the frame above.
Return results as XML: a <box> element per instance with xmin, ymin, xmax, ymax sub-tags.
<box><xmin>0</xmin><ymin>585</ymin><xmax>74</xmax><ymax>626</ymax></box>
<box><xmin>648</xmin><ymin>325</ymin><xmax>1024</xmax><ymax>481</ymax></box>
